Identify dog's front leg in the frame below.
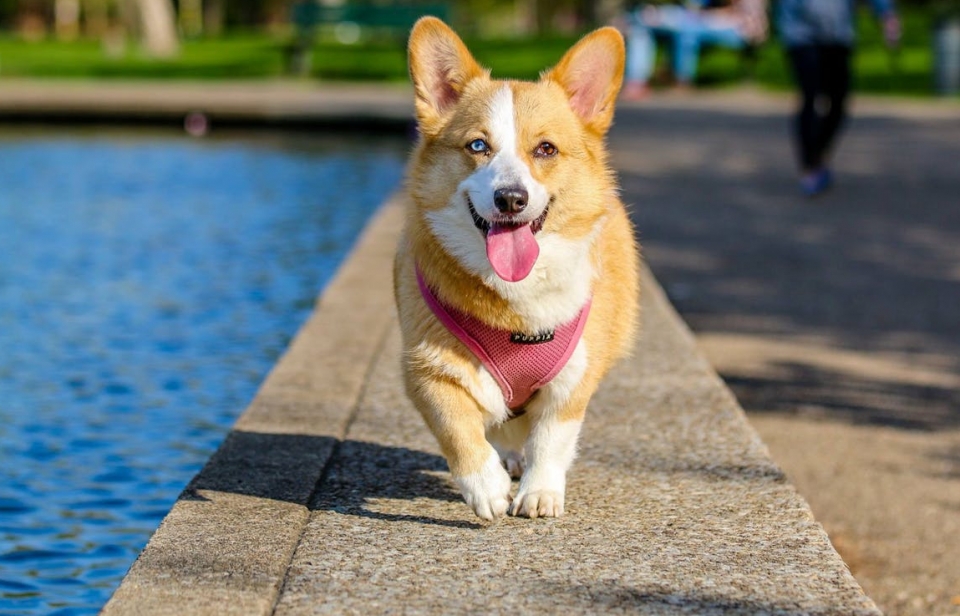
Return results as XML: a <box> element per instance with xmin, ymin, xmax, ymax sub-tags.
<box><xmin>509</xmin><ymin>339</ymin><xmax>592</xmax><ymax>519</ymax></box>
<box><xmin>509</xmin><ymin>412</ymin><xmax>583</xmax><ymax>518</ymax></box>
<box><xmin>410</xmin><ymin>377</ymin><xmax>512</xmax><ymax>521</ymax></box>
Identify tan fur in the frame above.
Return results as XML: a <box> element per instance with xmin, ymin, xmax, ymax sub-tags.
<box><xmin>394</xmin><ymin>17</ymin><xmax>640</xmax><ymax>518</ymax></box>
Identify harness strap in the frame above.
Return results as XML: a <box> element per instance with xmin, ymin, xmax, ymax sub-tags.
<box><xmin>416</xmin><ymin>267</ymin><xmax>590</xmax><ymax>411</ymax></box>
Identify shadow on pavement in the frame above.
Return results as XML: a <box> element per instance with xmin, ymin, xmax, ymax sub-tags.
<box><xmin>309</xmin><ymin>438</ymin><xmax>480</xmax><ymax>530</ymax></box>
<box><xmin>180</xmin><ymin>430</ymin><xmax>477</xmax><ymax>528</ymax></box>
<box><xmin>725</xmin><ymin>365</ymin><xmax>960</xmax><ymax>430</ymax></box>
<box><xmin>538</xmin><ymin>581</ymin><xmax>850</xmax><ymax>615</ymax></box>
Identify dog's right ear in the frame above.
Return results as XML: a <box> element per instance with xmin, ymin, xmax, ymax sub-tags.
<box><xmin>408</xmin><ymin>17</ymin><xmax>485</xmax><ymax>132</ymax></box>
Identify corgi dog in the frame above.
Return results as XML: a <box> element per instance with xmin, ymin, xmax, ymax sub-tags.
<box><xmin>394</xmin><ymin>17</ymin><xmax>640</xmax><ymax>521</ymax></box>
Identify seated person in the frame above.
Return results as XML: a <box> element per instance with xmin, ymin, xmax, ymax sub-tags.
<box><xmin>622</xmin><ymin>0</ymin><xmax>768</xmax><ymax>98</ymax></box>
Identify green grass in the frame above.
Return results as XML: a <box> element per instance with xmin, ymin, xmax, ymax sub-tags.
<box><xmin>0</xmin><ymin>7</ymin><xmax>948</xmax><ymax>97</ymax></box>
<box><xmin>0</xmin><ymin>31</ymin><xmax>582</xmax><ymax>81</ymax></box>
<box><xmin>0</xmin><ymin>34</ymin><xmax>286</xmax><ymax>78</ymax></box>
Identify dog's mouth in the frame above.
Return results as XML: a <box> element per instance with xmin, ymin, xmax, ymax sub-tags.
<box><xmin>466</xmin><ymin>195</ymin><xmax>549</xmax><ymax>283</ymax></box>
<box><xmin>467</xmin><ymin>196</ymin><xmax>549</xmax><ymax>236</ymax></box>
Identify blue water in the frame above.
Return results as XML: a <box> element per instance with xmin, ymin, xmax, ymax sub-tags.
<box><xmin>0</xmin><ymin>128</ymin><xmax>406</xmax><ymax>615</ymax></box>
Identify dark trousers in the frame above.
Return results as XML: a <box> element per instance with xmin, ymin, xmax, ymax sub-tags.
<box><xmin>786</xmin><ymin>44</ymin><xmax>852</xmax><ymax>171</ymax></box>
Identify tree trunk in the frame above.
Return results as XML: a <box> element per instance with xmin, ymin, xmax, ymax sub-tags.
<box><xmin>179</xmin><ymin>0</ymin><xmax>202</xmax><ymax>37</ymax></box>
<box><xmin>54</xmin><ymin>0</ymin><xmax>80</xmax><ymax>40</ymax></box>
<box><xmin>203</xmin><ymin>0</ymin><xmax>224</xmax><ymax>37</ymax></box>
<box><xmin>136</xmin><ymin>0</ymin><xmax>178</xmax><ymax>57</ymax></box>
<box><xmin>83</xmin><ymin>0</ymin><xmax>110</xmax><ymax>38</ymax></box>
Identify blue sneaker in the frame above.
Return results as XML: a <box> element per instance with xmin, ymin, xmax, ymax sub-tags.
<box><xmin>800</xmin><ymin>168</ymin><xmax>832</xmax><ymax>197</ymax></box>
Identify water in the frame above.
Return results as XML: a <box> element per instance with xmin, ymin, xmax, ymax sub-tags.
<box><xmin>0</xmin><ymin>128</ymin><xmax>407</xmax><ymax>615</ymax></box>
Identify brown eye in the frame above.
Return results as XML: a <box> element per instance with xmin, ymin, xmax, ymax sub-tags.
<box><xmin>535</xmin><ymin>141</ymin><xmax>558</xmax><ymax>158</ymax></box>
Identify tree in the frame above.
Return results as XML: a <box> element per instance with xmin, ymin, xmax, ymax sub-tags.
<box><xmin>120</xmin><ymin>0</ymin><xmax>177</xmax><ymax>56</ymax></box>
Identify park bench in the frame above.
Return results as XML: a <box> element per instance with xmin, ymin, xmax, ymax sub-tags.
<box><xmin>287</xmin><ymin>1</ymin><xmax>450</xmax><ymax>75</ymax></box>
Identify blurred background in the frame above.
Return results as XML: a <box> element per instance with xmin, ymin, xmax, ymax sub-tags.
<box><xmin>0</xmin><ymin>0</ymin><xmax>956</xmax><ymax>95</ymax></box>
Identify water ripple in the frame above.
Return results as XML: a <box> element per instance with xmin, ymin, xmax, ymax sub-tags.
<box><xmin>0</xmin><ymin>128</ymin><xmax>406</xmax><ymax>615</ymax></box>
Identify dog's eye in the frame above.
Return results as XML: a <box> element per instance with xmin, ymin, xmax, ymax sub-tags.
<box><xmin>466</xmin><ymin>139</ymin><xmax>490</xmax><ymax>154</ymax></box>
<box><xmin>535</xmin><ymin>142</ymin><xmax>558</xmax><ymax>158</ymax></box>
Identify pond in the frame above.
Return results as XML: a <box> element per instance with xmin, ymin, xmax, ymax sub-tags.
<box><xmin>0</xmin><ymin>128</ymin><xmax>407</xmax><ymax>615</ymax></box>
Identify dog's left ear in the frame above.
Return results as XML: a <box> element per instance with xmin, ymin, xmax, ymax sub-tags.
<box><xmin>544</xmin><ymin>27</ymin><xmax>625</xmax><ymax>135</ymax></box>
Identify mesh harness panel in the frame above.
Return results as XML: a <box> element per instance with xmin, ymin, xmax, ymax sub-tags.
<box><xmin>416</xmin><ymin>268</ymin><xmax>591</xmax><ymax>411</ymax></box>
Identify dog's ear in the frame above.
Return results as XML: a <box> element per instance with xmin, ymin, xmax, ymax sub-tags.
<box><xmin>408</xmin><ymin>17</ymin><xmax>486</xmax><ymax>132</ymax></box>
<box><xmin>544</xmin><ymin>27</ymin><xmax>625</xmax><ymax>135</ymax></box>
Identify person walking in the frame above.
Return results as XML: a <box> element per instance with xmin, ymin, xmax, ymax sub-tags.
<box><xmin>777</xmin><ymin>0</ymin><xmax>901</xmax><ymax>196</ymax></box>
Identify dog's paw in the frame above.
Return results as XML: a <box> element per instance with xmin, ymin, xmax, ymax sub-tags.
<box><xmin>455</xmin><ymin>452</ymin><xmax>513</xmax><ymax>521</ymax></box>
<box><xmin>509</xmin><ymin>489</ymin><xmax>564</xmax><ymax>519</ymax></box>
<box><xmin>501</xmin><ymin>451</ymin><xmax>525</xmax><ymax>479</ymax></box>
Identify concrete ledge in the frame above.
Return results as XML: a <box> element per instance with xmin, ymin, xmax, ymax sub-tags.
<box><xmin>102</xmin><ymin>194</ymin><xmax>880</xmax><ymax>615</ymax></box>
<box><xmin>0</xmin><ymin>80</ymin><xmax>414</xmax><ymax>129</ymax></box>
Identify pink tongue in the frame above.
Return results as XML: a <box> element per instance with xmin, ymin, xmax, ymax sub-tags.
<box><xmin>485</xmin><ymin>223</ymin><xmax>540</xmax><ymax>282</ymax></box>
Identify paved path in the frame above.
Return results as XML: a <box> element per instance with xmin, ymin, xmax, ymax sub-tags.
<box><xmin>611</xmin><ymin>91</ymin><xmax>960</xmax><ymax>616</ymax></box>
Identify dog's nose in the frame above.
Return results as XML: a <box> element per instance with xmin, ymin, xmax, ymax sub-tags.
<box><xmin>493</xmin><ymin>187</ymin><xmax>528</xmax><ymax>214</ymax></box>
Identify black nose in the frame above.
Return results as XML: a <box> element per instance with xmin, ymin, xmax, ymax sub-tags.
<box><xmin>493</xmin><ymin>187</ymin><xmax>528</xmax><ymax>214</ymax></box>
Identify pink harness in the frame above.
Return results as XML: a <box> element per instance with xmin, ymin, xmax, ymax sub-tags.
<box><xmin>416</xmin><ymin>269</ymin><xmax>591</xmax><ymax>412</ymax></box>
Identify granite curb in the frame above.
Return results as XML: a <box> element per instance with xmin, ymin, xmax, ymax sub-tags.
<box><xmin>102</xmin><ymin>195</ymin><xmax>881</xmax><ymax>615</ymax></box>
<box><xmin>0</xmin><ymin>80</ymin><xmax>415</xmax><ymax>128</ymax></box>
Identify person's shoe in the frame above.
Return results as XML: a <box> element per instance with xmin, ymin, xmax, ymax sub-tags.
<box><xmin>800</xmin><ymin>168</ymin><xmax>832</xmax><ymax>197</ymax></box>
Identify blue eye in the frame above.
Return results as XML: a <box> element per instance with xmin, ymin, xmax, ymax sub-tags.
<box><xmin>467</xmin><ymin>139</ymin><xmax>489</xmax><ymax>154</ymax></box>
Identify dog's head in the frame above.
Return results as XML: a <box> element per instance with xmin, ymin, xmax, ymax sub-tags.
<box><xmin>407</xmin><ymin>17</ymin><xmax>624</xmax><ymax>285</ymax></box>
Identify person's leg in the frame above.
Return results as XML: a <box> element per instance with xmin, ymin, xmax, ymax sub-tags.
<box><xmin>624</xmin><ymin>22</ymin><xmax>656</xmax><ymax>98</ymax></box>
<box><xmin>787</xmin><ymin>44</ymin><xmax>834</xmax><ymax>195</ymax></box>
<box><xmin>786</xmin><ymin>44</ymin><xmax>822</xmax><ymax>172</ymax></box>
<box><xmin>673</xmin><ymin>20</ymin><xmax>702</xmax><ymax>84</ymax></box>
<box><xmin>814</xmin><ymin>44</ymin><xmax>852</xmax><ymax>165</ymax></box>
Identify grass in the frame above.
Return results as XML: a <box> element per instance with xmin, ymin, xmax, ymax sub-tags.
<box><xmin>0</xmin><ymin>31</ymin><xmax>583</xmax><ymax>82</ymax></box>
<box><xmin>0</xmin><ymin>34</ymin><xmax>286</xmax><ymax>78</ymax></box>
<box><xmin>0</xmin><ymin>7</ymin><xmax>949</xmax><ymax>97</ymax></box>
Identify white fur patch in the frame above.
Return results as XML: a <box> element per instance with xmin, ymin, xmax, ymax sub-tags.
<box><xmin>455</xmin><ymin>449</ymin><xmax>512</xmax><ymax>521</ymax></box>
<box><xmin>476</xmin><ymin>365</ymin><xmax>510</xmax><ymax>424</ymax></box>
<box><xmin>487</xmin><ymin>413</ymin><xmax>530</xmax><ymax>478</ymax></box>
<box><xmin>532</xmin><ymin>338</ymin><xmax>589</xmax><ymax>415</ymax></box>
<box><xmin>511</xmin><ymin>417</ymin><xmax>583</xmax><ymax>518</ymax></box>
<box><xmin>488</xmin><ymin>85</ymin><xmax>518</xmax><ymax>160</ymax></box>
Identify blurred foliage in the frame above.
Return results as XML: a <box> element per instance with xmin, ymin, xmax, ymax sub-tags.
<box><xmin>0</xmin><ymin>34</ymin><xmax>286</xmax><ymax>77</ymax></box>
<box><xmin>0</xmin><ymin>5</ymin><xmax>951</xmax><ymax>96</ymax></box>
<box><xmin>0</xmin><ymin>30</ymin><xmax>581</xmax><ymax>79</ymax></box>
<box><xmin>929</xmin><ymin>0</ymin><xmax>960</xmax><ymax>20</ymax></box>
<box><xmin>695</xmin><ymin>6</ymin><xmax>937</xmax><ymax>94</ymax></box>
<box><xmin>0</xmin><ymin>0</ymin><xmax>19</xmax><ymax>27</ymax></box>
